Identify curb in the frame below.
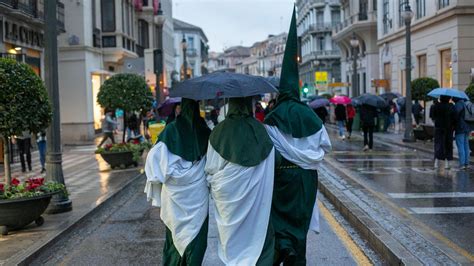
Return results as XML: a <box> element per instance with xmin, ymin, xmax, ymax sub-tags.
<box><xmin>317</xmin><ymin>166</ymin><xmax>423</xmax><ymax>266</ymax></box>
<box><xmin>5</xmin><ymin>172</ymin><xmax>144</xmax><ymax>266</ymax></box>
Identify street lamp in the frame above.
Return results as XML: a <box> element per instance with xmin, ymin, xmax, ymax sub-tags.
<box><xmin>402</xmin><ymin>3</ymin><xmax>415</xmax><ymax>142</ymax></box>
<box><xmin>181</xmin><ymin>35</ymin><xmax>188</xmax><ymax>80</ymax></box>
<box><xmin>350</xmin><ymin>33</ymin><xmax>360</xmax><ymax>97</ymax></box>
<box><xmin>154</xmin><ymin>3</ymin><xmax>165</xmax><ymax>105</ymax></box>
<box><xmin>44</xmin><ymin>0</ymin><xmax>72</xmax><ymax>213</ymax></box>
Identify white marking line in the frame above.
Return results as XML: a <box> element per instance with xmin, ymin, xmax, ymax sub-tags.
<box><xmin>389</xmin><ymin>192</ymin><xmax>474</xmax><ymax>199</ymax></box>
<box><xmin>409</xmin><ymin>207</ymin><xmax>474</xmax><ymax>214</ymax></box>
<box><xmin>337</xmin><ymin>158</ymin><xmax>432</xmax><ymax>162</ymax></box>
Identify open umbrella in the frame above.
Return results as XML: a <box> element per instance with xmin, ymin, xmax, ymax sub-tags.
<box><xmin>380</xmin><ymin>92</ymin><xmax>401</xmax><ymax>102</ymax></box>
<box><xmin>309</xmin><ymin>98</ymin><xmax>330</xmax><ymax>109</ymax></box>
<box><xmin>330</xmin><ymin>95</ymin><xmax>351</xmax><ymax>105</ymax></box>
<box><xmin>157</xmin><ymin>97</ymin><xmax>181</xmax><ymax>117</ymax></box>
<box><xmin>352</xmin><ymin>93</ymin><xmax>388</xmax><ymax>108</ymax></box>
<box><xmin>428</xmin><ymin>88</ymin><xmax>469</xmax><ymax>100</ymax></box>
<box><xmin>170</xmin><ymin>72</ymin><xmax>278</xmax><ymax>100</ymax></box>
<box><xmin>266</xmin><ymin>76</ymin><xmax>280</xmax><ymax>88</ymax></box>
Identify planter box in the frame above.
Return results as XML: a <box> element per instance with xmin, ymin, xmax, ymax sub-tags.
<box><xmin>422</xmin><ymin>124</ymin><xmax>435</xmax><ymax>139</ymax></box>
<box><xmin>0</xmin><ymin>193</ymin><xmax>53</xmax><ymax>235</ymax></box>
<box><xmin>99</xmin><ymin>151</ymin><xmax>138</xmax><ymax>168</ymax></box>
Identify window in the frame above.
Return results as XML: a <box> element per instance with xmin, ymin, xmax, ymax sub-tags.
<box><xmin>317</xmin><ymin>37</ymin><xmax>324</xmax><ymax>51</ymax></box>
<box><xmin>359</xmin><ymin>0</ymin><xmax>368</xmax><ymax>20</ymax></box>
<box><xmin>317</xmin><ymin>11</ymin><xmax>324</xmax><ymax>25</ymax></box>
<box><xmin>418</xmin><ymin>54</ymin><xmax>427</xmax><ymax>77</ymax></box>
<box><xmin>416</xmin><ymin>0</ymin><xmax>426</xmax><ymax>19</ymax></box>
<box><xmin>382</xmin><ymin>0</ymin><xmax>390</xmax><ymax>34</ymax></box>
<box><xmin>438</xmin><ymin>0</ymin><xmax>450</xmax><ymax>9</ymax></box>
<box><xmin>187</xmin><ymin>37</ymin><xmax>195</xmax><ymax>49</ymax></box>
<box><xmin>102</xmin><ymin>36</ymin><xmax>116</xmax><ymax>47</ymax></box>
<box><xmin>101</xmin><ymin>0</ymin><xmax>115</xmax><ymax>32</ymax></box>
<box><xmin>331</xmin><ymin>9</ymin><xmax>341</xmax><ymax>24</ymax></box>
<box><xmin>138</xmin><ymin>20</ymin><xmax>149</xmax><ymax>49</ymax></box>
<box><xmin>441</xmin><ymin>49</ymin><xmax>452</xmax><ymax>88</ymax></box>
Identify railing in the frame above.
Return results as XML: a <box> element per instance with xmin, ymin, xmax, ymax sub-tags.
<box><xmin>0</xmin><ymin>0</ymin><xmax>65</xmax><ymax>31</ymax></box>
<box><xmin>0</xmin><ymin>0</ymin><xmax>15</xmax><ymax>7</ymax></box>
<box><xmin>333</xmin><ymin>13</ymin><xmax>377</xmax><ymax>35</ymax></box>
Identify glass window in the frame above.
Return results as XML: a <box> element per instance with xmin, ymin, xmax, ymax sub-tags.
<box><xmin>138</xmin><ymin>20</ymin><xmax>149</xmax><ymax>48</ymax></box>
<box><xmin>418</xmin><ymin>54</ymin><xmax>427</xmax><ymax>77</ymax></box>
<box><xmin>383</xmin><ymin>0</ymin><xmax>390</xmax><ymax>34</ymax></box>
<box><xmin>317</xmin><ymin>11</ymin><xmax>324</xmax><ymax>25</ymax></box>
<box><xmin>318</xmin><ymin>37</ymin><xmax>324</xmax><ymax>51</ymax></box>
<box><xmin>101</xmin><ymin>0</ymin><xmax>115</xmax><ymax>32</ymax></box>
<box><xmin>441</xmin><ymin>49</ymin><xmax>452</xmax><ymax>88</ymax></box>
<box><xmin>359</xmin><ymin>0</ymin><xmax>368</xmax><ymax>20</ymax></box>
<box><xmin>416</xmin><ymin>0</ymin><xmax>426</xmax><ymax>19</ymax></box>
<box><xmin>438</xmin><ymin>0</ymin><xmax>450</xmax><ymax>9</ymax></box>
<box><xmin>187</xmin><ymin>36</ymin><xmax>195</xmax><ymax>49</ymax></box>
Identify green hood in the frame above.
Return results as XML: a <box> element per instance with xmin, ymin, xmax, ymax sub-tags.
<box><xmin>158</xmin><ymin>98</ymin><xmax>211</xmax><ymax>162</ymax></box>
<box><xmin>210</xmin><ymin>97</ymin><xmax>273</xmax><ymax>167</ymax></box>
<box><xmin>264</xmin><ymin>6</ymin><xmax>323</xmax><ymax>138</ymax></box>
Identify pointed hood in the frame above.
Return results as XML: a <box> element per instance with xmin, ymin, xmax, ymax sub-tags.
<box><xmin>158</xmin><ymin>98</ymin><xmax>211</xmax><ymax>162</ymax></box>
<box><xmin>264</xmin><ymin>6</ymin><xmax>323</xmax><ymax>138</ymax></box>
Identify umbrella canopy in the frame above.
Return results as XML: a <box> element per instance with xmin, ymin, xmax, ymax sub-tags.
<box><xmin>428</xmin><ymin>88</ymin><xmax>469</xmax><ymax>100</ymax></box>
<box><xmin>266</xmin><ymin>76</ymin><xmax>280</xmax><ymax>88</ymax></box>
<box><xmin>330</xmin><ymin>95</ymin><xmax>351</xmax><ymax>105</ymax></box>
<box><xmin>308</xmin><ymin>95</ymin><xmax>326</xmax><ymax>101</ymax></box>
<box><xmin>170</xmin><ymin>72</ymin><xmax>278</xmax><ymax>100</ymax></box>
<box><xmin>157</xmin><ymin>97</ymin><xmax>181</xmax><ymax>117</ymax></box>
<box><xmin>352</xmin><ymin>93</ymin><xmax>388</xmax><ymax>108</ymax></box>
<box><xmin>309</xmin><ymin>98</ymin><xmax>330</xmax><ymax>109</ymax></box>
<box><xmin>380</xmin><ymin>92</ymin><xmax>401</xmax><ymax>102</ymax></box>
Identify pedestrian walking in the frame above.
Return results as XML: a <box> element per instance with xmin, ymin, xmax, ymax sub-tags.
<box><xmin>166</xmin><ymin>103</ymin><xmax>181</xmax><ymax>125</ymax></box>
<box><xmin>15</xmin><ymin>131</ymin><xmax>32</xmax><ymax>172</ymax></box>
<box><xmin>412</xmin><ymin>100</ymin><xmax>424</xmax><ymax>125</ymax></box>
<box><xmin>264</xmin><ymin>8</ymin><xmax>331</xmax><ymax>265</ymax></box>
<box><xmin>314</xmin><ymin>106</ymin><xmax>329</xmax><ymax>124</ymax></box>
<box><xmin>431</xmin><ymin>95</ymin><xmax>455</xmax><ymax>168</ymax></box>
<box><xmin>381</xmin><ymin>104</ymin><xmax>391</xmax><ymax>132</ymax></box>
<box><xmin>360</xmin><ymin>104</ymin><xmax>377</xmax><ymax>151</ymax></box>
<box><xmin>97</xmin><ymin>109</ymin><xmax>117</xmax><ymax>148</ymax></box>
<box><xmin>205</xmin><ymin>97</ymin><xmax>275</xmax><ymax>265</ymax></box>
<box><xmin>335</xmin><ymin>104</ymin><xmax>347</xmax><ymax>139</ymax></box>
<box><xmin>453</xmin><ymin>97</ymin><xmax>470</xmax><ymax>169</ymax></box>
<box><xmin>264</xmin><ymin>99</ymin><xmax>276</xmax><ymax>115</ymax></box>
<box><xmin>389</xmin><ymin>101</ymin><xmax>397</xmax><ymax>130</ymax></box>
<box><xmin>255</xmin><ymin>101</ymin><xmax>265</xmax><ymax>122</ymax></box>
<box><xmin>145</xmin><ymin>99</ymin><xmax>211</xmax><ymax>265</ymax></box>
<box><xmin>37</xmin><ymin>131</ymin><xmax>46</xmax><ymax>173</ymax></box>
<box><xmin>346</xmin><ymin>104</ymin><xmax>356</xmax><ymax>139</ymax></box>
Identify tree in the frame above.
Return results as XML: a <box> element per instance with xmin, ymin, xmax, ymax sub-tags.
<box><xmin>0</xmin><ymin>59</ymin><xmax>52</xmax><ymax>185</ymax></box>
<box><xmin>97</xmin><ymin>73</ymin><xmax>153</xmax><ymax>143</ymax></box>
<box><xmin>411</xmin><ymin>77</ymin><xmax>440</xmax><ymax>123</ymax></box>
<box><xmin>465</xmin><ymin>83</ymin><xmax>474</xmax><ymax>102</ymax></box>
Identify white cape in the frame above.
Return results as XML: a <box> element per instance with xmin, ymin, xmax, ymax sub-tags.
<box><xmin>144</xmin><ymin>142</ymin><xmax>209</xmax><ymax>256</ymax></box>
<box><xmin>265</xmin><ymin>125</ymin><xmax>332</xmax><ymax>232</ymax></box>
<box><xmin>205</xmin><ymin>144</ymin><xmax>275</xmax><ymax>266</ymax></box>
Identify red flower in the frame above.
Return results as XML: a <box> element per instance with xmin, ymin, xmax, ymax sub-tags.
<box><xmin>0</xmin><ymin>184</ymin><xmax>4</xmax><ymax>192</ymax></box>
<box><xmin>11</xmin><ymin>178</ymin><xmax>20</xmax><ymax>186</ymax></box>
<box><xmin>26</xmin><ymin>183</ymin><xmax>40</xmax><ymax>191</ymax></box>
<box><xmin>27</xmin><ymin>177</ymin><xmax>45</xmax><ymax>186</ymax></box>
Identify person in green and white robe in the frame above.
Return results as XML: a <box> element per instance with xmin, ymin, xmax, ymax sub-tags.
<box><xmin>264</xmin><ymin>7</ymin><xmax>332</xmax><ymax>265</ymax></box>
<box><xmin>144</xmin><ymin>98</ymin><xmax>211</xmax><ymax>265</ymax></box>
<box><xmin>205</xmin><ymin>97</ymin><xmax>275</xmax><ymax>266</ymax></box>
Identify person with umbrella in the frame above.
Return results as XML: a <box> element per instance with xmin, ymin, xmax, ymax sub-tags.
<box><xmin>360</xmin><ymin>104</ymin><xmax>377</xmax><ymax>151</ymax></box>
<box><xmin>205</xmin><ymin>97</ymin><xmax>276</xmax><ymax>265</ymax></box>
<box><xmin>453</xmin><ymin>96</ymin><xmax>470</xmax><ymax>169</ymax></box>
<box><xmin>144</xmin><ymin>98</ymin><xmax>211</xmax><ymax>265</ymax></box>
<box><xmin>264</xmin><ymin>8</ymin><xmax>332</xmax><ymax>264</ymax></box>
<box><xmin>346</xmin><ymin>104</ymin><xmax>356</xmax><ymax>139</ymax></box>
<box><xmin>430</xmin><ymin>95</ymin><xmax>455</xmax><ymax>168</ymax></box>
<box><xmin>335</xmin><ymin>104</ymin><xmax>347</xmax><ymax>139</ymax></box>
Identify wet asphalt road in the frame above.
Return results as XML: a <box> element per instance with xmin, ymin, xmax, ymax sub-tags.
<box><xmin>31</xmin><ymin>176</ymin><xmax>379</xmax><ymax>265</ymax></box>
<box><xmin>325</xmin><ymin>127</ymin><xmax>474</xmax><ymax>262</ymax></box>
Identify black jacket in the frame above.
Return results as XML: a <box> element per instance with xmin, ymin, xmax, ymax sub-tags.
<box><xmin>360</xmin><ymin>105</ymin><xmax>377</xmax><ymax>127</ymax></box>
<box><xmin>335</xmin><ymin>105</ymin><xmax>346</xmax><ymax>121</ymax></box>
<box><xmin>431</xmin><ymin>102</ymin><xmax>455</xmax><ymax>129</ymax></box>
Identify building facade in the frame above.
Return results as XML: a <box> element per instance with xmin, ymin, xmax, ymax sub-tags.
<box><xmin>377</xmin><ymin>0</ymin><xmax>474</xmax><ymax>95</ymax></box>
<box><xmin>297</xmin><ymin>0</ymin><xmax>342</xmax><ymax>95</ymax></box>
<box><xmin>58</xmin><ymin>0</ymin><xmax>174</xmax><ymax>142</ymax></box>
<box><xmin>333</xmin><ymin>0</ymin><xmax>379</xmax><ymax>96</ymax></box>
<box><xmin>173</xmin><ymin>18</ymin><xmax>209</xmax><ymax>80</ymax></box>
<box><xmin>210</xmin><ymin>46</ymin><xmax>251</xmax><ymax>73</ymax></box>
<box><xmin>0</xmin><ymin>0</ymin><xmax>65</xmax><ymax>78</ymax></box>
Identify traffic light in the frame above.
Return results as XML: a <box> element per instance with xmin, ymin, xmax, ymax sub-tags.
<box><xmin>302</xmin><ymin>83</ymin><xmax>309</xmax><ymax>98</ymax></box>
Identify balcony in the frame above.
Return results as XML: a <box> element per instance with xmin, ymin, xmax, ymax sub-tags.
<box><xmin>302</xmin><ymin>50</ymin><xmax>341</xmax><ymax>64</ymax></box>
<box><xmin>333</xmin><ymin>12</ymin><xmax>377</xmax><ymax>39</ymax></box>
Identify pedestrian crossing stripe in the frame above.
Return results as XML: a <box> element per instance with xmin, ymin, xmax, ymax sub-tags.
<box><xmin>409</xmin><ymin>207</ymin><xmax>474</xmax><ymax>214</ymax></box>
<box><xmin>388</xmin><ymin>192</ymin><xmax>474</xmax><ymax>199</ymax></box>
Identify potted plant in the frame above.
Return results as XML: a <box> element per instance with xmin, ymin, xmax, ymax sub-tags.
<box><xmin>411</xmin><ymin>77</ymin><xmax>440</xmax><ymax>124</ymax></box>
<box><xmin>0</xmin><ymin>177</ymin><xmax>66</xmax><ymax>235</ymax></box>
<box><xmin>95</xmin><ymin>142</ymin><xmax>152</xmax><ymax>168</ymax></box>
<box><xmin>96</xmin><ymin>73</ymin><xmax>153</xmax><ymax>167</ymax></box>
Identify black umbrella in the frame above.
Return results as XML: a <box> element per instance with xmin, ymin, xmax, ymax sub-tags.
<box><xmin>170</xmin><ymin>72</ymin><xmax>278</xmax><ymax>100</ymax></box>
<box><xmin>380</xmin><ymin>92</ymin><xmax>401</xmax><ymax>102</ymax></box>
<box><xmin>266</xmin><ymin>76</ymin><xmax>280</xmax><ymax>88</ymax></box>
<box><xmin>352</xmin><ymin>93</ymin><xmax>388</xmax><ymax>108</ymax></box>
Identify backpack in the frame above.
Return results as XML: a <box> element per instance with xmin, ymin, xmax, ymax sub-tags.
<box><xmin>464</xmin><ymin>101</ymin><xmax>474</xmax><ymax>122</ymax></box>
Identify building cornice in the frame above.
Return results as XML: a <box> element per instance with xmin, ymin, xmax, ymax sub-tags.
<box><xmin>59</xmin><ymin>46</ymin><xmax>103</xmax><ymax>54</ymax></box>
<box><xmin>377</xmin><ymin>6</ymin><xmax>474</xmax><ymax>46</ymax></box>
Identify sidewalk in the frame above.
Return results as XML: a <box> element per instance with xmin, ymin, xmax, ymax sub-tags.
<box><xmin>0</xmin><ymin>138</ymin><xmax>143</xmax><ymax>265</ymax></box>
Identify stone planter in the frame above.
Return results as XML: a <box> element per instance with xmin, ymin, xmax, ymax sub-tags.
<box><xmin>99</xmin><ymin>151</ymin><xmax>138</xmax><ymax>168</ymax></box>
<box><xmin>0</xmin><ymin>193</ymin><xmax>53</xmax><ymax>235</ymax></box>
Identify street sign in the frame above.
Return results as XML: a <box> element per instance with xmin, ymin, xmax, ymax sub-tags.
<box><xmin>372</xmin><ymin>79</ymin><xmax>389</xmax><ymax>88</ymax></box>
<box><xmin>315</xmin><ymin>71</ymin><xmax>328</xmax><ymax>85</ymax></box>
<box><xmin>329</xmin><ymin>82</ymin><xmax>350</xmax><ymax>87</ymax></box>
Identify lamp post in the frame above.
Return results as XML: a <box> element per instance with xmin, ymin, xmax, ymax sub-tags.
<box><xmin>154</xmin><ymin>3</ymin><xmax>165</xmax><ymax>105</ymax></box>
<box><xmin>44</xmin><ymin>0</ymin><xmax>72</xmax><ymax>213</ymax></box>
<box><xmin>402</xmin><ymin>3</ymin><xmax>415</xmax><ymax>142</ymax></box>
<box><xmin>350</xmin><ymin>33</ymin><xmax>360</xmax><ymax>97</ymax></box>
<box><xmin>181</xmin><ymin>35</ymin><xmax>188</xmax><ymax>80</ymax></box>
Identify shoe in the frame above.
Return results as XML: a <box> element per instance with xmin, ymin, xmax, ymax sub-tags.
<box><xmin>363</xmin><ymin>145</ymin><xmax>369</xmax><ymax>151</ymax></box>
<box><xmin>342</xmin><ymin>135</ymin><xmax>346</xmax><ymax>140</ymax></box>
<box><xmin>445</xmin><ymin>160</ymin><xmax>450</xmax><ymax>169</ymax></box>
<box><xmin>41</xmin><ymin>168</ymin><xmax>46</xmax><ymax>174</ymax></box>
<box><xmin>434</xmin><ymin>159</ymin><xmax>439</xmax><ymax>168</ymax></box>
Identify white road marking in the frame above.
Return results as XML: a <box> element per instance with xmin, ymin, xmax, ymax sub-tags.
<box><xmin>337</xmin><ymin>158</ymin><xmax>432</xmax><ymax>162</ymax></box>
<box><xmin>409</xmin><ymin>206</ymin><xmax>474</xmax><ymax>214</ymax></box>
<box><xmin>388</xmin><ymin>192</ymin><xmax>474</xmax><ymax>199</ymax></box>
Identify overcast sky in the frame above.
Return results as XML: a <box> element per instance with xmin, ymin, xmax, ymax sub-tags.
<box><xmin>173</xmin><ymin>0</ymin><xmax>294</xmax><ymax>52</ymax></box>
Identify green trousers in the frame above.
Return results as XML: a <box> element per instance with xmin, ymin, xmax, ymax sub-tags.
<box><xmin>271</xmin><ymin>158</ymin><xmax>318</xmax><ymax>266</ymax></box>
<box><xmin>256</xmin><ymin>219</ymin><xmax>275</xmax><ymax>266</ymax></box>
<box><xmin>162</xmin><ymin>217</ymin><xmax>208</xmax><ymax>266</ymax></box>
